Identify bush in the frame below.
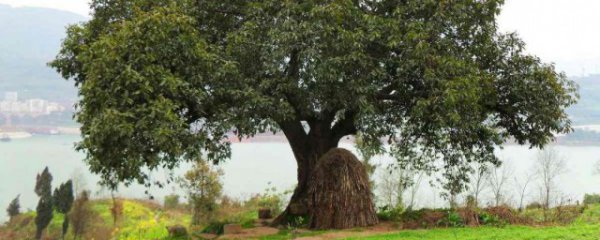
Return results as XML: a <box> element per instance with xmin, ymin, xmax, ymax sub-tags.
<box><xmin>479</xmin><ymin>212</ymin><xmax>505</xmax><ymax>227</ymax></box>
<box><xmin>484</xmin><ymin>206</ymin><xmax>520</xmax><ymax>224</ymax></box>
<box><xmin>201</xmin><ymin>220</ymin><xmax>231</xmax><ymax>235</ymax></box>
<box><xmin>526</xmin><ymin>202</ymin><xmax>543</xmax><ymax>210</ymax></box>
<box><xmin>398</xmin><ymin>209</ymin><xmax>448</xmax><ymax>229</ymax></box>
<box><xmin>554</xmin><ymin>205</ymin><xmax>585</xmax><ymax>224</ymax></box>
<box><xmin>377</xmin><ymin>205</ymin><xmax>403</xmax><ymax>222</ymax></box>
<box><xmin>457</xmin><ymin>208</ymin><xmax>479</xmax><ymax>226</ymax></box>
<box><xmin>164</xmin><ymin>194</ymin><xmax>180</xmax><ymax>209</ymax></box>
<box><xmin>247</xmin><ymin>184</ymin><xmax>288</xmax><ymax>216</ymax></box>
<box><xmin>70</xmin><ymin>191</ymin><xmax>94</xmax><ymax>239</ymax></box>
<box><xmin>446</xmin><ymin>211</ymin><xmax>464</xmax><ymax>227</ymax></box>
<box><xmin>583</xmin><ymin>194</ymin><xmax>600</xmax><ymax>205</ymax></box>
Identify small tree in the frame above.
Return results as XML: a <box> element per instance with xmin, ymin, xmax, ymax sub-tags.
<box><xmin>469</xmin><ymin>164</ymin><xmax>490</xmax><ymax>207</ymax></box>
<box><xmin>34</xmin><ymin>167</ymin><xmax>53</xmax><ymax>240</ymax></box>
<box><xmin>534</xmin><ymin>148</ymin><xmax>566</xmax><ymax>222</ymax></box>
<box><xmin>54</xmin><ymin>180</ymin><xmax>75</xmax><ymax>239</ymax></box>
<box><xmin>6</xmin><ymin>195</ymin><xmax>21</xmax><ymax>221</ymax></box>
<box><xmin>70</xmin><ymin>191</ymin><xmax>93</xmax><ymax>240</ymax></box>
<box><xmin>378</xmin><ymin>166</ymin><xmax>413</xmax><ymax>209</ymax></box>
<box><xmin>110</xmin><ymin>195</ymin><xmax>123</xmax><ymax>226</ymax></box>
<box><xmin>178</xmin><ymin>160</ymin><xmax>223</xmax><ymax>225</ymax></box>
<box><xmin>405</xmin><ymin>172</ymin><xmax>424</xmax><ymax>211</ymax></box>
<box><xmin>487</xmin><ymin>163</ymin><xmax>514</xmax><ymax>207</ymax></box>
<box><xmin>535</xmin><ymin>148</ymin><xmax>566</xmax><ymax>209</ymax></box>
<box><xmin>514</xmin><ymin>173</ymin><xmax>534</xmax><ymax>211</ymax></box>
<box><xmin>164</xmin><ymin>194</ymin><xmax>180</xmax><ymax>210</ymax></box>
<box><xmin>70</xmin><ymin>168</ymin><xmax>87</xmax><ymax>199</ymax></box>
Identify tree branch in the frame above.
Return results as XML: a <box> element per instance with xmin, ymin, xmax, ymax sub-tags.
<box><xmin>331</xmin><ymin>110</ymin><xmax>358</xmax><ymax>141</ymax></box>
<box><xmin>278</xmin><ymin>119</ymin><xmax>308</xmax><ymax>151</ymax></box>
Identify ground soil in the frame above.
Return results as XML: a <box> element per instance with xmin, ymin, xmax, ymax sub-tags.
<box><xmin>296</xmin><ymin>222</ymin><xmax>397</xmax><ymax>240</ymax></box>
<box><xmin>192</xmin><ymin>222</ymin><xmax>398</xmax><ymax>240</ymax></box>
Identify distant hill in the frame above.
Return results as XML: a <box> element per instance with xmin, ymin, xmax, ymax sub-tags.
<box><xmin>568</xmin><ymin>74</ymin><xmax>600</xmax><ymax>125</ymax></box>
<box><xmin>0</xmin><ymin>4</ymin><xmax>85</xmax><ymax>101</ymax></box>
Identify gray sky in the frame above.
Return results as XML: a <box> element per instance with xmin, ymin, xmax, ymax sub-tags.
<box><xmin>1</xmin><ymin>0</ymin><xmax>599</xmax><ymax>76</ymax></box>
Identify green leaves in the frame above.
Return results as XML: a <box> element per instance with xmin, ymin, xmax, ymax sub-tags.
<box><xmin>52</xmin><ymin>0</ymin><xmax>577</xmax><ymax>192</ymax></box>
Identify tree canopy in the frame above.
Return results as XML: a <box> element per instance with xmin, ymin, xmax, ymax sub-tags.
<box><xmin>51</xmin><ymin>0</ymin><xmax>577</xmax><ymax>191</ymax></box>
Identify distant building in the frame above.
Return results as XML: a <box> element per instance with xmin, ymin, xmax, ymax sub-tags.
<box><xmin>0</xmin><ymin>92</ymin><xmax>65</xmax><ymax>116</ymax></box>
<box><xmin>27</xmin><ymin>99</ymin><xmax>47</xmax><ymax>113</ymax></box>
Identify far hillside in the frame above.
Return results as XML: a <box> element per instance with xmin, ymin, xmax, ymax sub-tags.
<box><xmin>0</xmin><ymin>4</ymin><xmax>85</xmax><ymax>101</ymax></box>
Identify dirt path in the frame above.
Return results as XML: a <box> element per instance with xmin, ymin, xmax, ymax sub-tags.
<box><xmin>296</xmin><ymin>222</ymin><xmax>398</xmax><ymax>240</ymax></box>
<box><xmin>195</xmin><ymin>222</ymin><xmax>399</xmax><ymax>240</ymax></box>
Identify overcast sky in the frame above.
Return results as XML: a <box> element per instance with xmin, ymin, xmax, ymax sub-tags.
<box><xmin>1</xmin><ymin>0</ymin><xmax>599</xmax><ymax>76</ymax></box>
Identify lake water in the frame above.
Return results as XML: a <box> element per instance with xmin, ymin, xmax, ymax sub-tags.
<box><xmin>1</xmin><ymin>135</ymin><xmax>599</xmax><ymax>222</ymax></box>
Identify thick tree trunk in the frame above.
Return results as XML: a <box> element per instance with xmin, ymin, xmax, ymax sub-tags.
<box><xmin>272</xmin><ymin>119</ymin><xmax>376</xmax><ymax>229</ymax></box>
<box><xmin>272</xmin><ymin>128</ymin><xmax>337</xmax><ymax>226</ymax></box>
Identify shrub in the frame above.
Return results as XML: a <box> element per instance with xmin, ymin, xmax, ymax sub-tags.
<box><xmin>201</xmin><ymin>220</ymin><xmax>231</xmax><ymax>235</ymax></box>
<box><xmin>377</xmin><ymin>205</ymin><xmax>403</xmax><ymax>222</ymax></box>
<box><xmin>583</xmin><ymin>194</ymin><xmax>600</xmax><ymax>205</ymax></box>
<box><xmin>70</xmin><ymin>191</ymin><xmax>94</xmax><ymax>239</ymax></box>
<box><xmin>457</xmin><ymin>207</ymin><xmax>479</xmax><ymax>226</ymax></box>
<box><xmin>446</xmin><ymin>211</ymin><xmax>464</xmax><ymax>227</ymax></box>
<box><xmin>480</xmin><ymin>212</ymin><xmax>505</xmax><ymax>227</ymax></box>
<box><xmin>554</xmin><ymin>205</ymin><xmax>585</xmax><ymax>224</ymax></box>
<box><xmin>166</xmin><ymin>225</ymin><xmax>188</xmax><ymax>238</ymax></box>
<box><xmin>526</xmin><ymin>202</ymin><xmax>543</xmax><ymax>210</ymax></box>
<box><xmin>284</xmin><ymin>215</ymin><xmax>309</xmax><ymax>229</ymax></box>
<box><xmin>246</xmin><ymin>184</ymin><xmax>289</xmax><ymax>216</ymax></box>
<box><xmin>421</xmin><ymin>210</ymin><xmax>448</xmax><ymax>228</ymax></box>
<box><xmin>398</xmin><ymin>209</ymin><xmax>448</xmax><ymax>229</ymax></box>
<box><xmin>484</xmin><ymin>205</ymin><xmax>521</xmax><ymax>224</ymax></box>
<box><xmin>164</xmin><ymin>194</ymin><xmax>180</xmax><ymax>210</ymax></box>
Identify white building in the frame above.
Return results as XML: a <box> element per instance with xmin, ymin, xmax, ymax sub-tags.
<box><xmin>0</xmin><ymin>92</ymin><xmax>66</xmax><ymax>116</ymax></box>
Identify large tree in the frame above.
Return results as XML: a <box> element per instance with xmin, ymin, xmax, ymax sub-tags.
<box><xmin>51</xmin><ymin>0</ymin><xmax>577</xmax><ymax>227</ymax></box>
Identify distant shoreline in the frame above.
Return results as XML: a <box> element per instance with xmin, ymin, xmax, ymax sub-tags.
<box><xmin>5</xmin><ymin>126</ymin><xmax>600</xmax><ymax>147</ymax></box>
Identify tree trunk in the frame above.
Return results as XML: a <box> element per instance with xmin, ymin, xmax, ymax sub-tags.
<box><xmin>272</xmin><ymin>126</ymin><xmax>337</xmax><ymax>226</ymax></box>
<box><xmin>272</xmin><ymin>119</ymin><xmax>376</xmax><ymax>228</ymax></box>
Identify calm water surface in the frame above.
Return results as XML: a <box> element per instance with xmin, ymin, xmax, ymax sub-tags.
<box><xmin>1</xmin><ymin>135</ymin><xmax>599</xmax><ymax>221</ymax></box>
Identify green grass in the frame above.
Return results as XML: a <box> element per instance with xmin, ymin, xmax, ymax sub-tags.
<box><xmin>1</xmin><ymin>199</ymin><xmax>193</xmax><ymax>240</ymax></box>
<box><xmin>5</xmin><ymin>202</ymin><xmax>600</xmax><ymax>240</ymax></box>
<box><xmin>339</xmin><ymin>205</ymin><xmax>600</xmax><ymax>240</ymax></box>
<box><xmin>344</xmin><ymin>224</ymin><xmax>600</xmax><ymax>240</ymax></box>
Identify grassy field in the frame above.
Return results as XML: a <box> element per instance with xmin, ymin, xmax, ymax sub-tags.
<box><xmin>3</xmin><ymin>200</ymin><xmax>600</xmax><ymax>239</ymax></box>
<box><xmin>345</xmin><ymin>224</ymin><xmax>600</xmax><ymax>240</ymax></box>
<box><xmin>264</xmin><ymin>204</ymin><xmax>600</xmax><ymax>240</ymax></box>
<box><xmin>0</xmin><ymin>199</ymin><xmax>194</xmax><ymax>240</ymax></box>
